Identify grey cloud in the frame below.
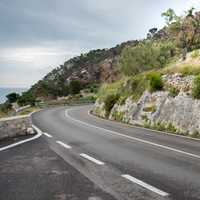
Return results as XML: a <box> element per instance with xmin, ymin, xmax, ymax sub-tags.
<box><xmin>0</xmin><ymin>0</ymin><xmax>198</xmax><ymax>87</ymax></box>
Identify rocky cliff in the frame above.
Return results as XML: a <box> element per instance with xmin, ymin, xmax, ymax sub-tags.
<box><xmin>29</xmin><ymin>40</ymin><xmax>138</xmax><ymax>99</ymax></box>
<box><xmin>93</xmin><ymin>74</ymin><xmax>200</xmax><ymax>138</ymax></box>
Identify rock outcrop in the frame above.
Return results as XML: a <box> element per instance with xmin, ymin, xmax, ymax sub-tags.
<box><xmin>30</xmin><ymin>40</ymin><xmax>138</xmax><ymax>99</ymax></box>
<box><xmin>0</xmin><ymin>116</ymin><xmax>35</xmax><ymax>140</ymax></box>
<box><xmin>163</xmin><ymin>73</ymin><xmax>194</xmax><ymax>93</ymax></box>
<box><xmin>93</xmin><ymin>74</ymin><xmax>200</xmax><ymax>137</ymax></box>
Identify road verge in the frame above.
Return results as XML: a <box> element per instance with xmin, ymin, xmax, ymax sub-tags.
<box><xmin>0</xmin><ymin>111</ymin><xmax>42</xmax><ymax>151</ymax></box>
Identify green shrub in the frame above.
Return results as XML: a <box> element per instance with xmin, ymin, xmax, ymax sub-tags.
<box><xmin>143</xmin><ymin>104</ymin><xmax>157</xmax><ymax>113</ymax></box>
<box><xmin>118</xmin><ymin>95</ymin><xmax>128</xmax><ymax>105</ymax></box>
<box><xmin>147</xmin><ymin>72</ymin><xmax>163</xmax><ymax>92</ymax></box>
<box><xmin>182</xmin><ymin>65</ymin><xmax>200</xmax><ymax>76</ymax></box>
<box><xmin>0</xmin><ymin>103</ymin><xmax>12</xmax><ymax>113</ymax></box>
<box><xmin>98</xmin><ymin>75</ymin><xmax>148</xmax><ymax>104</ymax></box>
<box><xmin>141</xmin><ymin>114</ymin><xmax>149</xmax><ymax>122</ymax></box>
<box><xmin>119</xmin><ymin>41</ymin><xmax>175</xmax><ymax>76</ymax></box>
<box><xmin>127</xmin><ymin>74</ymin><xmax>148</xmax><ymax>101</ymax></box>
<box><xmin>104</xmin><ymin>94</ymin><xmax>119</xmax><ymax>117</ymax></box>
<box><xmin>119</xmin><ymin>42</ymin><xmax>158</xmax><ymax>76</ymax></box>
<box><xmin>69</xmin><ymin>80</ymin><xmax>81</xmax><ymax>95</ymax></box>
<box><xmin>191</xmin><ymin>50</ymin><xmax>200</xmax><ymax>58</ymax></box>
<box><xmin>80</xmin><ymin>95</ymin><xmax>97</xmax><ymax>102</ymax></box>
<box><xmin>144</xmin><ymin>122</ymin><xmax>151</xmax><ymax>129</ymax></box>
<box><xmin>6</xmin><ymin>93</ymin><xmax>20</xmax><ymax>103</ymax></box>
<box><xmin>18</xmin><ymin>91</ymin><xmax>36</xmax><ymax>106</ymax></box>
<box><xmin>191</xmin><ymin>130</ymin><xmax>200</xmax><ymax>138</ymax></box>
<box><xmin>98</xmin><ymin>80</ymin><xmax>123</xmax><ymax>100</ymax></box>
<box><xmin>153</xmin><ymin>121</ymin><xmax>166</xmax><ymax>131</ymax></box>
<box><xmin>112</xmin><ymin>111</ymin><xmax>124</xmax><ymax>121</ymax></box>
<box><xmin>168</xmin><ymin>86</ymin><xmax>179</xmax><ymax>97</ymax></box>
<box><xmin>192</xmin><ymin>75</ymin><xmax>200</xmax><ymax>99</ymax></box>
<box><xmin>166</xmin><ymin>123</ymin><xmax>177</xmax><ymax>133</ymax></box>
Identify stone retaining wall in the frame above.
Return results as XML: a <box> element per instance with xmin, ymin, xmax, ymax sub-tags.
<box><xmin>0</xmin><ymin>115</ymin><xmax>35</xmax><ymax>140</ymax></box>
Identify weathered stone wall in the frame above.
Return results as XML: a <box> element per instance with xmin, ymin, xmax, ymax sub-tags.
<box><xmin>0</xmin><ymin>116</ymin><xmax>35</xmax><ymax>140</ymax></box>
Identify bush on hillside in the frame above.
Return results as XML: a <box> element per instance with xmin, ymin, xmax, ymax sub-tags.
<box><xmin>17</xmin><ymin>91</ymin><xmax>36</xmax><ymax>106</ymax></box>
<box><xmin>127</xmin><ymin>75</ymin><xmax>148</xmax><ymax>100</ymax></box>
<box><xmin>147</xmin><ymin>72</ymin><xmax>163</xmax><ymax>92</ymax></box>
<box><xmin>119</xmin><ymin>42</ymin><xmax>158</xmax><ymax>76</ymax></box>
<box><xmin>119</xmin><ymin>41</ymin><xmax>175</xmax><ymax>76</ymax></box>
<box><xmin>98</xmin><ymin>80</ymin><xmax>123</xmax><ymax>100</ymax></box>
<box><xmin>6</xmin><ymin>93</ymin><xmax>20</xmax><ymax>103</ymax></box>
<box><xmin>104</xmin><ymin>94</ymin><xmax>119</xmax><ymax>117</ymax></box>
<box><xmin>191</xmin><ymin>50</ymin><xmax>200</xmax><ymax>59</ymax></box>
<box><xmin>0</xmin><ymin>102</ymin><xmax>12</xmax><ymax>113</ymax></box>
<box><xmin>157</xmin><ymin>42</ymin><xmax>176</xmax><ymax>66</ymax></box>
<box><xmin>69</xmin><ymin>80</ymin><xmax>81</xmax><ymax>95</ymax></box>
<box><xmin>192</xmin><ymin>75</ymin><xmax>200</xmax><ymax>99</ymax></box>
<box><xmin>168</xmin><ymin>86</ymin><xmax>179</xmax><ymax>97</ymax></box>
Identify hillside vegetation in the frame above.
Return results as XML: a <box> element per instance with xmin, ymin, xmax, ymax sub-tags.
<box><xmin>97</xmin><ymin>8</ymin><xmax>200</xmax><ymax>106</ymax></box>
<box><xmin>92</xmin><ymin>8</ymin><xmax>200</xmax><ymax>138</ymax></box>
<box><xmin>2</xmin><ymin>7</ymin><xmax>200</xmax><ymax>123</ymax></box>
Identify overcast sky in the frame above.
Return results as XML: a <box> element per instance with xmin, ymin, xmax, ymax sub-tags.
<box><xmin>0</xmin><ymin>0</ymin><xmax>199</xmax><ymax>88</ymax></box>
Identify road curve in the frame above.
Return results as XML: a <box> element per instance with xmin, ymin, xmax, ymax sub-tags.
<box><xmin>32</xmin><ymin>105</ymin><xmax>200</xmax><ymax>200</ymax></box>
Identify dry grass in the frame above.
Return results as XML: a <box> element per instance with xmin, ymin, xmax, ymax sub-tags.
<box><xmin>18</xmin><ymin>107</ymin><xmax>40</xmax><ymax>115</ymax></box>
<box><xmin>0</xmin><ymin>111</ymin><xmax>8</xmax><ymax>118</ymax></box>
<box><xmin>161</xmin><ymin>52</ymin><xmax>200</xmax><ymax>75</ymax></box>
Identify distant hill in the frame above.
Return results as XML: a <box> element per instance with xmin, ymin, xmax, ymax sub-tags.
<box><xmin>28</xmin><ymin>9</ymin><xmax>200</xmax><ymax>101</ymax></box>
<box><xmin>28</xmin><ymin>40</ymin><xmax>138</xmax><ymax>99</ymax></box>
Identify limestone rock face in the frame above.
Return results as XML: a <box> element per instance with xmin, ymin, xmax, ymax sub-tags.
<box><xmin>93</xmin><ymin>100</ymin><xmax>107</xmax><ymax>118</ymax></box>
<box><xmin>29</xmin><ymin>40</ymin><xmax>139</xmax><ymax>99</ymax></box>
<box><xmin>162</xmin><ymin>74</ymin><xmax>194</xmax><ymax>93</ymax></box>
<box><xmin>100</xmin><ymin>58</ymin><xmax>121</xmax><ymax>83</ymax></box>
<box><xmin>155</xmin><ymin>94</ymin><xmax>200</xmax><ymax>134</ymax></box>
<box><xmin>109</xmin><ymin>97</ymin><xmax>138</xmax><ymax>123</ymax></box>
<box><xmin>93</xmin><ymin>80</ymin><xmax>200</xmax><ymax>137</ymax></box>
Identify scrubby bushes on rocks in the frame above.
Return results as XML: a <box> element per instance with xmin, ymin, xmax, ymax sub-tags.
<box><xmin>104</xmin><ymin>94</ymin><xmax>119</xmax><ymax>117</ymax></box>
<box><xmin>168</xmin><ymin>86</ymin><xmax>179</xmax><ymax>97</ymax></box>
<box><xmin>147</xmin><ymin>72</ymin><xmax>163</xmax><ymax>92</ymax></box>
<box><xmin>119</xmin><ymin>41</ymin><xmax>175</xmax><ymax>76</ymax></box>
<box><xmin>192</xmin><ymin>74</ymin><xmax>200</xmax><ymax>99</ymax></box>
<box><xmin>191</xmin><ymin>50</ymin><xmax>200</xmax><ymax>59</ymax></box>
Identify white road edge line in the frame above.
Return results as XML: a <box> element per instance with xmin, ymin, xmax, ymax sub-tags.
<box><xmin>80</xmin><ymin>153</ymin><xmax>105</xmax><ymax>165</ymax></box>
<box><xmin>88</xmin><ymin>110</ymin><xmax>200</xmax><ymax>142</ymax></box>
<box><xmin>65</xmin><ymin>109</ymin><xmax>200</xmax><ymax>160</ymax></box>
<box><xmin>43</xmin><ymin>132</ymin><xmax>53</xmax><ymax>138</ymax></box>
<box><xmin>122</xmin><ymin>174</ymin><xmax>169</xmax><ymax>197</ymax></box>
<box><xmin>0</xmin><ymin>125</ymin><xmax>42</xmax><ymax>152</ymax></box>
<box><xmin>56</xmin><ymin>141</ymin><xmax>72</xmax><ymax>149</ymax></box>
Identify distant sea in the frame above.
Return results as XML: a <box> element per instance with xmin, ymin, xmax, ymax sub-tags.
<box><xmin>0</xmin><ymin>88</ymin><xmax>27</xmax><ymax>104</ymax></box>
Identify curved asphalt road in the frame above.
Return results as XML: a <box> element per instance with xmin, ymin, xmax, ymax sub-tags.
<box><xmin>32</xmin><ymin>105</ymin><xmax>200</xmax><ymax>200</ymax></box>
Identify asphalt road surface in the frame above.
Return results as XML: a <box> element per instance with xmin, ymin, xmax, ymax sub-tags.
<box><xmin>0</xmin><ymin>136</ymin><xmax>115</xmax><ymax>200</ymax></box>
<box><xmin>32</xmin><ymin>105</ymin><xmax>200</xmax><ymax>200</ymax></box>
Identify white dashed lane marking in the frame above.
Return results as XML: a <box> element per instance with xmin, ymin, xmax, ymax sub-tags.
<box><xmin>56</xmin><ymin>141</ymin><xmax>72</xmax><ymax>149</ymax></box>
<box><xmin>43</xmin><ymin>132</ymin><xmax>53</xmax><ymax>138</ymax></box>
<box><xmin>122</xmin><ymin>174</ymin><xmax>169</xmax><ymax>197</ymax></box>
<box><xmin>80</xmin><ymin>153</ymin><xmax>105</xmax><ymax>165</ymax></box>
